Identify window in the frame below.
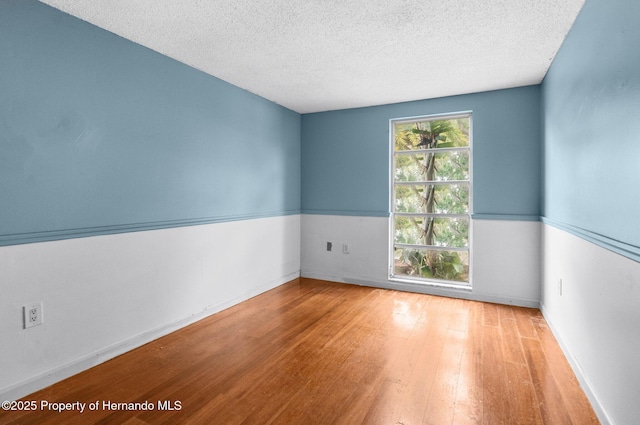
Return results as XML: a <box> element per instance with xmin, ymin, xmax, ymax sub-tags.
<box><xmin>390</xmin><ymin>113</ymin><xmax>472</xmax><ymax>287</ymax></box>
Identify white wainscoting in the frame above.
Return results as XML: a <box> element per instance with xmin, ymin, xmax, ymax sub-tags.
<box><xmin>301</xmin><ymin>214</ymin><xmax>541</xmax><ymax>307</ymax></box>
<box><xmin>541</xmin><ymin>224</ymin><xmax>640</xmax><ymax>425</ymax></box>
<box><xmin>0</xmin><ymin>215</ymin><xmax>300</xmax><ymax>401</ymax></box>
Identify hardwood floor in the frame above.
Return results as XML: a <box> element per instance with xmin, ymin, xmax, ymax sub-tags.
<box><xmin>1</xmin><ymin>278</ymin><xmax>599</xmax><ymax>424</ymax></box>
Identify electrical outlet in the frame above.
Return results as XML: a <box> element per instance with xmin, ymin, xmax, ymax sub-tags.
<box><xmin>558</xmin><ymin>278</ymin><xmax>563</xmax><ymax>296</ymax></box>
<box><xmin>24</xmin><ymin>302</ymin><xmax>43</xmax><ymax>329</ymax></box>
<box><xmin>342</xmin><ymin>243</ymin><xmax>350</xmax><ymax>254</ymax></box>
<box><xmin>326</xmin><ymin>241</ymin><xmax>332</xmax><ymax>252</ymax></box>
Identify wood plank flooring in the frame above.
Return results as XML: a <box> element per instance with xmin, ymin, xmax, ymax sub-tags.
<box><xmin>0</xmin><ymin>278</ymin><xmax>599</xmax><ymax>424</ymax></box>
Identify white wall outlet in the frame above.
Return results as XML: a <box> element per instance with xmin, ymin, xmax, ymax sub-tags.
<box><xmin>558</xmin><ymin>278</ymin><xmax>563</xmax><ymax>296</ymax></box>
<box><xmin>342</xmin><ymin>243</ymin><xmax>350</xmax><ymax>254</ymax></box>
<box><xmin>24</xmin><ymin>302</ymin><xmax>43</xmax><ymax>329</ymax></box>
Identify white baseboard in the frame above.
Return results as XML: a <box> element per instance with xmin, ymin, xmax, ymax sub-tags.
<box><xmin>0</xmin><ymin>271</ymin><xmax>299</xmax><ymax>402</ymax></box>
<box><xmin>540</xmin><ymin>304</ymin><xmax>613</xmax><ymax>425</ymax></box>
<box><xmin>301</xmin><ymin>271</ymin><xmax>540</xmax><ymax>308</ymax></box>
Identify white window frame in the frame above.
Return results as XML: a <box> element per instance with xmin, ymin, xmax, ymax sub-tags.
<box><xmin>388</xmin><ymin>112</ymin><xmax>473</xmax><ymax>289</ymax></box>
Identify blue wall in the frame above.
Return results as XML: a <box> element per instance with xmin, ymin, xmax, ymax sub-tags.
<box><xmin>0</xmin><ymin>0</ymin><xmax>301</xmax><ymax>245</ymax></box>
<box><xmin>302</xmin><ymin>87</ymin><xmax>541</xmax><ymax>219</ymax></box>
<box><xmin>542</xmin><ymin>0</ymin><xmax>640</xmax><ymax>254</ymax></box>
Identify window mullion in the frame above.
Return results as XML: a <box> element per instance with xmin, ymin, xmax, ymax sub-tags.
<box><xmin>395</xmin><ymin>243</ymin><xmax>468</xmax><ymax>252</ymax></box>
<box><xmin>394</xmin><ymin>180</ymin><xmax>469</xmax><ymax>186</ymax></box>
<box><xmin>395</xmin><ymin>146</ymin><xmax>468</xmax><ymax>154</ymax></box>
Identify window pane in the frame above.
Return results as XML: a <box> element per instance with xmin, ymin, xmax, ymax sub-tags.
<box><xmin>394</xmin><ymin>184</ymin><xmax>469</xmax><ymax>214</ymax></box>
<box><xmin>395</xmin><ymin>151</ymin><xmax>470</xmax><ymax>182</ymax></box>
<box><xmin>394</xmin><ymin>118</ymin><xmax>470</xmax><ymax>151</ymax></box>
<box><xmin>394</xmin><ymin>247</ymin><xmax>469</xmax><ymax>283</ymax></box>
<box><xmin>394</xmin><ymin>216</ymin><xmax>469</xmax><ymax>248</ymax></box>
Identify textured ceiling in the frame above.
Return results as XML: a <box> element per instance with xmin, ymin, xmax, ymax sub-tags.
<box><xmin>39</xmin><ymin>0</ymin><xmax>585</xmax><ymax>113</ymax></box>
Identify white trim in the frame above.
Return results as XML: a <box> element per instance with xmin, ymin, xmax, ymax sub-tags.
<box><xmin>396</xmin><ymin>146</ymin><xmax>469</xmax><ymax>154</ymax></box>
<box><xmin>394</xmin><ymin>243</ymin><xmax>468</xmax><ymax>252</ymax></box>
<box><xmin>300</xmin><ymin>271</ymin><xmax>539</xmax><ymax>308</ymax></box>
<box><xmin>389</xmin><ymin>275</ymin><xmax>472</xmax><ymax>290</ymax></box>
<box><xmin>391</xmin><ymin>111</ymin><xmax>473</xmax><ymax>125</ymax></box>
<box><xmin>540</xmin><ymin>304</ymin><xmax>614</xmax><ymax>425</ymax></box>
<box><xmin>395</xmin><ymin>180</ymin><xmax>470</xmax><ymax>186</ymax></box>
<box><xmin>396</xmin><ymin>212</ymin><xmax>468</xmax><ymax>218</ymax></box>
<box><xmin>0</xmin><ymin>271</ymin><xmax>299</xmax><ymax>402</ymax></box>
